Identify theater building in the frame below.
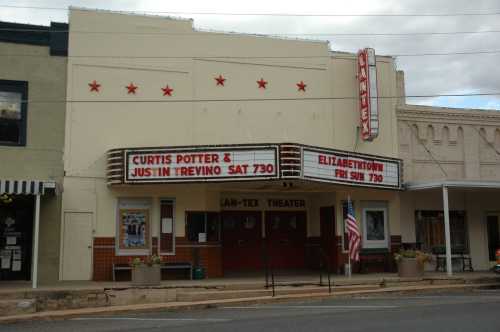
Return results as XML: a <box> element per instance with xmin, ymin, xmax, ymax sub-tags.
<box><xmin>60</xmin><ymin>8</ymin><xmax>405</xmax><ymax>281</ymax></box>
<box><xmin>0</xmin><ymin>21</ymin><xmax>67</xmax><ymax>286</ymax></box>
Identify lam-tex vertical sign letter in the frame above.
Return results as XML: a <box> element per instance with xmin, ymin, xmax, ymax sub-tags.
<box><xmin>358</xmin><ymin>48</ymin><xmax>379</xmax><ymax>141</ymax></box>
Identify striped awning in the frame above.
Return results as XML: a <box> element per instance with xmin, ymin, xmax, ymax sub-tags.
<box><xmin>0</xmin><ymin>179</ymin><xmax>56</xmax><ymax>195</ymax></box>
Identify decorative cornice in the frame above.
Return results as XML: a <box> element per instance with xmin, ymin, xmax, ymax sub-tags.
<box><xmin>397</xmin><ymin>104</ymin><xmax>500</xmax><ymax>125</ymax></box>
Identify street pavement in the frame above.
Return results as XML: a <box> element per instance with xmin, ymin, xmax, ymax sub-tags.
<box><xmin>2</xmin><ymin>289</ymin><xmax>500</xmax><ymax>331</ymax></box>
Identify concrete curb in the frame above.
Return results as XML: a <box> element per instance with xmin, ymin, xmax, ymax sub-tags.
<box><xmin>0</xmin><ymin>282</ymin><xmax>498</xmax><ymax>324</ymax></box>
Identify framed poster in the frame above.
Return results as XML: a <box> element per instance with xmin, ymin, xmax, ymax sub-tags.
<box><xmin>361</xmin><ymin>203</ymin><xmax>389</xmax><ymax>249</ymax></box>
<box><xmin>119</xmin><ymin>209</ymin><xmax>150</xmax><ymax>250</ymax></box>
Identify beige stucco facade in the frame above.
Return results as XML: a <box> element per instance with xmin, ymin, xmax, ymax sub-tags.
<box><xmin>0</xmin><ymin>40</ymin><xmax>67</xmax><ymax>283</ymax></box>
<box><xmin>60</xmin><ymin>9</ymin><xmax>403</xmax><ymax>280</ymax></box>
<box><xmin>397</xmin><ymin>74</ymin><xmax>500</xmax><ymax>271</ymax></box>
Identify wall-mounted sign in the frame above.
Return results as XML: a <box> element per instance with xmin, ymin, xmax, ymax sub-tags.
<box><xmin>358</xmin><ymin>48</ymin><xmax>379</xmax><ymax>141</ymax></box>
<box><xmin>125</xmin><ymin>145</ymin><xmax>279</xmax><ymax>183</ymax></box>
<box><xmin>302</xmin><ymin>147</ymin><xmax>400</xmax><ymax>189</ymax></box>
<box><xmin>220</xmin><ymin>196</ymin><xmax>307</xmax><ymax>210</ymax></box>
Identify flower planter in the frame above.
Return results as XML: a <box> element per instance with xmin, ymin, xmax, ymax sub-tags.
<box><xmin>131</xmin><ymin>265</ymin><xmax>161</xmax><ymax>286</ymax></box>
<box><xmin>397</xmin><ymin>257</ymin><xmax>424</xmax><ymax>278</ymax></box>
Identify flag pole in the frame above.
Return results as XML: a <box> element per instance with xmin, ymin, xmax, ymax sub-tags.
<box><xmin>348</xmin><ymin>250</ymin><xmax>352</xmax><ymax>278</ymax></box>
<box><xmin>347</xmin><ymin>194</ymin><xmax>352</xmax><ymax>278</ymax></box>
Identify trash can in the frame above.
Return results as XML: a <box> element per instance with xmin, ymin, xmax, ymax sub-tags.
<box><xmin>193</xmin><ymin>266</ymin><xmax>205</xmax><ymax>280</ymax></box>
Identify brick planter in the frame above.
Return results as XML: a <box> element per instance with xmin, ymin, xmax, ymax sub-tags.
<box><xmin>131</xmin><ymin>265</ymin><xmax>161</xmax><ymax>286</ymax></box>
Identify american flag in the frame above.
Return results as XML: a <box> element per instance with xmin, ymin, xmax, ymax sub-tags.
<box><xmin>346</xmin><ymin>198</ymin><xmax>361</xmax><ymax>262</ymax></box>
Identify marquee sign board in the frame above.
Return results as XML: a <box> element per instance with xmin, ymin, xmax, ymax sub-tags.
<box><xmin>108</xmin><ymin>143</ymin><xmax>402</xmax><ymax>190</ymax></box>
<box><xmin>358</xmin><ymin>48</ymin><xmax>379</xmax><ymax>141</ymax></box>
<box><xmin>124</xmin><ymin>145</ymin><xmax>279</xmax><ymax>183</ymax></box>
<box><xmin>302</xmin><ymin>147</ymin><xmax>400</xmax><ymax>189</ymax></box>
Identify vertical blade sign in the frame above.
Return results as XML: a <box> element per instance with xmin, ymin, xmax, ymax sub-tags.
<box><xmin>357</xmin><ymin>48</ymin><xmax>379</xmax><ymax>141</ymax></box>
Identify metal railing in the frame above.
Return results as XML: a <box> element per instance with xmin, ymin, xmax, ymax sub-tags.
<box><xmin>319</xmin><ymin>248</ymin><xmax>333</xmax><ymax>294</ymax></box>
<box><xmin>262</xmin><ymin>242</ymin><xmax>276</xmax><ymax>297</ymax></box>
<box><xmin>263</xmin><ymin>244</ymin><xmax>334</xmax><ymax>297</ymax></box>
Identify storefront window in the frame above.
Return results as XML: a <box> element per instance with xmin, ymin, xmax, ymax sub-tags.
<box><xmin>186</xmin><ymin>212</ymin><xmax>220</xmax><ymax>242</ymax></box>
<box><xmin>116</xmin><ymin>198</ymin><xmax>151</xmax><ymax>255</ymax></box>
<box><xmin>415</xmin><ymin>210</ymin><xmax>468</xmax><ymax>253</ymax></box>
<box><xmin>0</xmin><ymin>80</ymin><xmax>28</xmax><ymax>146</ymax></box>
<box><xmin>362</xmin><ymin>202</ymin><xmax>389</xmax><ymax>249</ymax></box>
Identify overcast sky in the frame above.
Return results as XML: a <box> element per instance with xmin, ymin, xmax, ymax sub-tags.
<box><xmin>2</xmin><ymin>0</ymin><xmax>500</xmax><ymax>110</ymax></box>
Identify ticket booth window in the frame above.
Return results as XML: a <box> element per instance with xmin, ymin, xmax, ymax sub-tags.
<box><xmin>186</xmin><ymin>212</ymin><xmax>220</xmax><ymax>243</ymax></box>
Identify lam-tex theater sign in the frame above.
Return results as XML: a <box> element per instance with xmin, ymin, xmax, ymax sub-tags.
<box><xmin>107</xmin><ymin>143</ymin><xmax>401</xmax><ymax>189</ymax></box>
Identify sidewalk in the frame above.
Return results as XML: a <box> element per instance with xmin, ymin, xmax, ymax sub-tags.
<box><xmin>0</xmin><ymin>271</ymin><xmax>498</xmax><ymax>323</ymax></box>
<box><xmin>1</xmin><ymin>271</ymin><xmax>496</xmax><ymax>292</ymax></box>
<box><xmin>1</xmin><ymin>280</ymin><xmax>498</xmax><ymax>324</ymax></box>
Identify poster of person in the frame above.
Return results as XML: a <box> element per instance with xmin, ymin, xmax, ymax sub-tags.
<box><xmin>119</xmin><ymin>209</ymin><xmax>149</xmax><ymax>250</ymax></box>
<box><xmin>366</xmin><ymin>210</ymin><xmax>385</xmax><ymax>241</ymax></box>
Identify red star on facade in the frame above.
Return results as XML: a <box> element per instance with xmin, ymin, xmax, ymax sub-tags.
<box><xmin>126</xmin><ymin>82</ymin><xmax>138</xmax><ymax>94</ymax></box>
<box><xmin>88</xmin><ymin>80</ymin><xmax>101</xmax><ymax>92</ymax></box>
<box><xmin>257</xmin><ymin>78</ymin><xmax>268</xmax><ymax>89</ymax></box>
<box><xmin>215</xmin><ymin>75</ymin><xmax>226</xmax><ymax>86</ymax></box>
<box><xmin>161</xmin><ymin>85</ymin><xmax>174</xmax><ymax>96</ymax></box>
<box><xmin>296</xmin><ymin>80</ymin><xmax>307</xmax><ymax>92</ymax></box>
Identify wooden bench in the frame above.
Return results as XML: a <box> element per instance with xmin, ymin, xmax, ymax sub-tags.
<box><xmin>358</xmin><ymin>250</ymin><xmax>390</xmax><ymax>273</ymax></box>
<box><xmin>160</xmin><ymin>262</ymin><xmax>193</xmax><ymax>280</ymax></box>
<box><xmin>112</xmin><ymin>262</ymin><xmax>193</xmax><ymax>281</ymax></box>
<box><xmin>112</xmin><ymin>263</ymin><xmax>132</xmax><ymax>281</ymax></box>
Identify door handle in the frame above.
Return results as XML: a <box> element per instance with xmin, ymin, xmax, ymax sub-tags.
<box><xmin>87</xmin><ymin>245</ymin><xmax>92</xmax><ymax>249</ymax></box>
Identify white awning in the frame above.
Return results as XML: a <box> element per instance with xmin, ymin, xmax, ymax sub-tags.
<box><xmin>0</xmin><ymin>179</ymin><xmax>56</xmax><ymax>195</ymax></box>
<box><xmin>405</xmin><ymin>180</ymin><xmax>500</xmax><ymax>191</ymax></box>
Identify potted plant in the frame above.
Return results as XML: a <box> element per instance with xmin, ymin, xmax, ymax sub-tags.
<box><xmin>131</xmin><ymin>255</ymin><xmax>162</xmax><ymax>286</ymax></box>
<box><xmin>394</xmin><ymin>250</ymin><xmax>431</xmax><ymax>278</ymax></box>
